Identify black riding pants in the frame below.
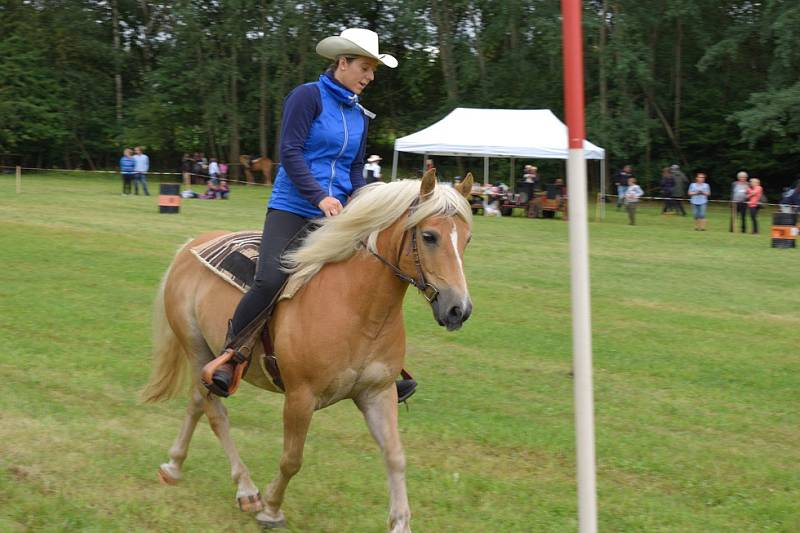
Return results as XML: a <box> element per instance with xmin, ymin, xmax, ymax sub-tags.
<box><xmin>230</xmin><ymin>209</ymin><xmax>311</xmax><ymax>337</ymax></box>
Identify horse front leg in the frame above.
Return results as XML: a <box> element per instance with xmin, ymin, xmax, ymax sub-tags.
<box><xmin>256</xmin><ymin>389</ymin><xmax>315</xmax><ymax>529</ymax></box>
<box><xmin>356</xmin><ymin>387</ymin><xmax>411</xmax><ymax>533</ymax></box>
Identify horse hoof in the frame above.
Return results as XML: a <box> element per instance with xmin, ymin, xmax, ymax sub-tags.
<box><xmin>237</xmin><ymin>492</ymin><xmax>264</xmax><ymax>513</ymax></box>
<box><xmin>256</xmin><ymin>510</ymin><xmax>286</xmax><ymax>529</ymax></box>
<box><xmin>157</xmin><ymin>466</ymin><xmax>179</xmax><ymax>486</ymax></box>
<box><xmin>257</xmin><ymin>518</ymin><xmax>286</xmax><ymax>529</ymax></box>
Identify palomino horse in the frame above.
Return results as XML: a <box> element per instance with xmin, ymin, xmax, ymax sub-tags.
<box><xmin>142</xmin><ymin>170</ymin><xmax>474</xmax><ymax>531</ymax></box>
<box><xmin>239</xmin><ymin>154</ymin><xmax>274</xmax><ymax>184</ymax></box>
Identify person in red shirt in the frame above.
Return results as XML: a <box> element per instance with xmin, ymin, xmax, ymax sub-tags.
<box><xmin>746</xmin><ymin>178</ymin><xmax>764</xmax><ymax>234</ymax></box>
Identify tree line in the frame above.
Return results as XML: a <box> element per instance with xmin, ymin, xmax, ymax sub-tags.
<box><xmin>1</xmin><ymin>0</ymin><xmax>798</xmax><ymax>193</ymax></box>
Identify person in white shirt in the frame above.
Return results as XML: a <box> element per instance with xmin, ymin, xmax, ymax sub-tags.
<box><xmin>208</xmin><ymin>158</ymin><xmax>220</xmax><ymax>185</ymax></box>
<box><xmin>133</xmin><ymin>146</ymin><xmax>150</xmax><ymax>196</ymax></box>
<box><xmin>363</xmin><ymin>154</ymin><xmax>382</xmax><ymax>184</ymax></box>
<box><xmin>731</xmin><ymin>171</ymin><xmax>750</xmax><ymax>232</ymax></box>
<box><xmin>623</xmin><ymin>176</ymin><xmax>644</xmax><ymax>225</ymax></box>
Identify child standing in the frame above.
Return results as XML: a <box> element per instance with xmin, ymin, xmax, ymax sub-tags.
<box><xmin>623</xmin><ymin>176</ymin><xmax>644</xmax><ymax>225</ymax></box>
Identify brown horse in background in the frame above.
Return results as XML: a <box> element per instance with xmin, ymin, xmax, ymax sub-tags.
<box><xmin>142</xmin><ymin>170</ymin><xmax>474</xmax><ymax>531</ymax></box>
<box><xmin>239</xmin><ymin>154</ymin><xmax>274</xmax><ymax>185</ymax></box>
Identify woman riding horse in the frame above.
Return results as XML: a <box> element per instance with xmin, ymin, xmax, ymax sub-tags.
<box><xmin>143</xmin><ymin>172</ymin><xmax>474</xmax><ymax>531</ymax></box>
<box><xmin>202</xmin><ymin>28</ymin><xmax>416</xmax><ymax>401</ymax></box>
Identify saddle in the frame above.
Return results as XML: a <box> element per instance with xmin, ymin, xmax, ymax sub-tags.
<box><xmin>192</xmin><ymin>232</ymin><xmax>284</xmax><ymax>394</ymax></box>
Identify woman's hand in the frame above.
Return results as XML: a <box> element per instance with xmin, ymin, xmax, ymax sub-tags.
<box><xmin>318</xmin><ymin>196</ymin><xmax>343</xmax><ymax>217</ymax></box>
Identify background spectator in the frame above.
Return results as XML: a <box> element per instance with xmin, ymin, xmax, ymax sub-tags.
<box><xmin>613</xmin><ymin>164</ymin><xmax>633</xmax><ymax>209</ymax></box>
<box><xmin>780</xmin><ymin>180</ymin><xmax>800</xmax><ymax>212</ymax></box>
<box><xmin>200</xmin><ymin>179</ymin><xmax>218</xmax><ymax>199</ymax></box>
<box><xmin>660</xmin><ymin>166</ymin><xmax>676</xmax><ymax>213</ymax></box>
<box><xmin>364</xmin><ymin>154</ymin><xmax>382</xmax><ymax>184</ymax></box>
<box><xmin>133</xmin><ymin>146</ymin><xmax>150</xmax><ymax>196</ymax></box>
<box><xmin>208</xmin><ymin>158</ymin><xmax>220</xmax><ymax>184</ymax></box>
<box><xmin>688</xmin><ymin>172</ymin><xmax>710</xmax><ymax>230</ymax></box>
<box><xmin>746</xmin><ymin>178</ymin><xmax>763</xmax><ymax>234</ymax></box>
<box><xmin>623</xmin><ymin>176</ymin><xmax>644</xmax><ymax>225</ymax></box>
<box><xmin>180</xmin><ymin>153</ymin><xmax>193</xmax><ymax>189</ymax></box>
<box><xmin>731</xmin><ymin>171</ymin><xmax>750</xmax><ymax>232</ymax></box>
<box><xmin>670</xmin><ymin>164</ymin><xmax>688</xmax><ymax>216</ymax></box>
<box><xmin>120</xmin><ymin>148</ymin><xmax>135</xmax><ymax>195</ymax></box>
<box><xmin>522</xmin><ymin>165</ymin><xmax>540</xmax><ymax>193</ymax></box>
<box><xmin>218</xmin><ymin>179</ymin><xmax>230</xmax><ymax>199</ymax></box>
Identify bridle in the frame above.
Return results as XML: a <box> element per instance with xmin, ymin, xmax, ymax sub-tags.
<box><xmin>365</xmin><ymin>203</ymin><xmax>440</xmax><ymax>304</ymax></box>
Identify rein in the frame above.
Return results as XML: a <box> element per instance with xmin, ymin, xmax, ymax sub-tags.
<box><xmin>365</xmin><ymin>204</ymin><xmax>440</xmax><ymax>303</ymax></box>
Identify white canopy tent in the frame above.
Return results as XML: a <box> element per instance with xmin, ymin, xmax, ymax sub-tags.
<box><xmin>391</xmin><ymin>108</ymin><xmax>607</xmax><ymax>217</ymax></box>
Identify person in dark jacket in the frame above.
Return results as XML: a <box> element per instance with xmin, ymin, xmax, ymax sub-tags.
<box><xmin>780</xmin><ymin>179</ymin><xmax>800</xmax><ymax>212</ymax></box>
<box><xmin>669</xmin><ymin>164</ymin><xmax>687</xmax><ymax>215</ymax></box>
<box><xmin>203</xmin><ymin>28</ymin><xmax>416</xmax><ymax>401</ymax></box>
<box><xmin>660</xmin><ymin>166</ymin><xmax>675</xmax><ymax>213</ymax></box>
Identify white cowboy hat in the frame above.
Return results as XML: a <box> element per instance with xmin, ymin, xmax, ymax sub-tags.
<box><xmin>316</xmin><ymin>28</ymin><xmax>398</xmax><ymax>69</ymax></box>
<box><xmin>367</xmin><ymin>154</ymin><xmax>383</xmax><ymax>163</ymax></box>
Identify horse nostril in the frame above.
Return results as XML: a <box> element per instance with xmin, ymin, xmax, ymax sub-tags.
<box><xmin>448</xmin><ymin>306</ymin><xmax>463</xmax><ymax>321</ymax></box>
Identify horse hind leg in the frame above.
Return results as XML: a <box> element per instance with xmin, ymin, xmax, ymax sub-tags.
<box><xmin>158</xmin><ymin>387</ymin><xmax>205</xmax><ymax>485</ymax></box>
<box><xmin>202</xmin><ymin>393</ymin><xmax>263</xmax><ymax>513</ymax></box>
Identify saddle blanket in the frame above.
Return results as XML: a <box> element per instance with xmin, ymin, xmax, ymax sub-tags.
<box><xmin>190</xmin><ymin>231</ymin><xmax>262</xmax><ymax>293</ymax></box>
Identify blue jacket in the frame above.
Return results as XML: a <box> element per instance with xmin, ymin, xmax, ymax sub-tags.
<box><xmin>269</xmin><ymin>72</ymin><xmax>369</xmax><ymax>218</ymax></box>
<box><xmin>120</xmin><ymin>155</ymin><xmax>136</xmax><ymax>174</ymax></box>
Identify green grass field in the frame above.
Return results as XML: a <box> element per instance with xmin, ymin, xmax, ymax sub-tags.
<box><xmin>1</xmin><ymin>172</ymin><xmax>798</xmax><ymax>532</ymax></box>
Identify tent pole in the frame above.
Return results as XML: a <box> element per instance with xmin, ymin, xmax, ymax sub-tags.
<box><xmin>422</xmin><ymin>153</ymin><xmax>427</xmax><ymax>175</ymax></box>
<box><xmin>510</xmin><ymin>157</ymin><xmax>515</xmax><ymax>191</ymax></box>
<box><xmin>600</xmin><ymin>157</ymin><xmax>606</xmax><ymax>220</ymax></box>
<box><xmin>483</xmin><ymin>157</ymin><xmax>489</xmax><ymax>186</ymax></box>
<box><xmin>391</xmin><ymin>150</ymin><xmax>399</xmax><ymax>181</ymax></box>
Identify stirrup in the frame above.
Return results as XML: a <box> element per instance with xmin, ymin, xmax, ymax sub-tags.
<box><xmin>201</xmin><ymin>347</ymin><xmax>250</xmax><ymax>398</ymax></box>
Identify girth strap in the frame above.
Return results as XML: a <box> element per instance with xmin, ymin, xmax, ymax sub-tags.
<box><xmin>260</xmin><ymin>324</ymin><xmax>284</xmax><ymax>391</ymax></box>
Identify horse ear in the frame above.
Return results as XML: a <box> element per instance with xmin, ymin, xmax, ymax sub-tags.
<box><xmin>420</xmin><ymin>168</ymin><xmax>437</xmax><ymax>197</ymax></box>
<box><xmin>456</xmin><ymin>173</ymin><xmax>474</xmax><ymax>199</ymax></box>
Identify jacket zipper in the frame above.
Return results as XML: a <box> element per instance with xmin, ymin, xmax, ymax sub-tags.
<box><xmin>329</xmin><ymin>103</ymin><xmax>349</xmax><ymax>196</ymax></box>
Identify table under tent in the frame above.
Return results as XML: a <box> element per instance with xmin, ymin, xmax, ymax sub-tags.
<box><xmin>390</xmin><ymin>108</ymin><xmax>608</xmax><ymax>218</ymax></box>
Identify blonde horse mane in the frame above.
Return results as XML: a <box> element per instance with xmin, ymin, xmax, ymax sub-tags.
<box><xmin>283</xmin><ymin>179</ymin><xmax>473</xmax><ymax>292</ymax></box>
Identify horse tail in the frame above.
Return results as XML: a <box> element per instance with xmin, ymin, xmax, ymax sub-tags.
<box><xmin>141</xmin><ymin>260</ymin><xmax>190</xmax><ymax>403</ymax></box>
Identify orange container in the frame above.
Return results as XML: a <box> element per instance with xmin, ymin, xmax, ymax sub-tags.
<box><xmin>159</xmin><ymin>183</ymin><xmax>181</xmax><ymax>214</ymax></box>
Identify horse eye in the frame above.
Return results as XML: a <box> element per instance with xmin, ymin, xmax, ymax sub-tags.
<box><xmin>466</xmin><ymin>235</ymin><xmax>472</xmax><ymax>245</ymax></box>
<box><xmin>422</xmin><ymin>231</ymin><xmax>438</xmax><ymax>245</ymax></box>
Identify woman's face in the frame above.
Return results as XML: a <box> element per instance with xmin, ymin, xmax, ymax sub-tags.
<box><xmin>336</xmin><ymin>56</ymin><xmax>379</xmax><ymax>94</ymax></box>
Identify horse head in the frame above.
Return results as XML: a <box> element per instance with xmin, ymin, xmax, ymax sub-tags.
<box><xmin>409</xmin><ymin>169</ymin><xmax>474</xmax><ymax>331</ymax></box>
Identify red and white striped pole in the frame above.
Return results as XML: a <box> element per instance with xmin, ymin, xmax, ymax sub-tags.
<box><xmin>561</xmin><ymin>1</ymin><xmax>598</xmax><ymax>532</ymax></box>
